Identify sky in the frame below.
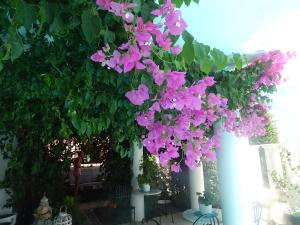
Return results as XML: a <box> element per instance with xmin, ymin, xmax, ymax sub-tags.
<box><xmin>182</xmin><ymin>1</ymin><xmax>300</xmax><ymax>160</ymax></box>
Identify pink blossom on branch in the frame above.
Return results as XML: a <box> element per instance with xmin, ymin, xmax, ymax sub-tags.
<box><xmin>125</xmin><ymin>84</ymin><xmax>149</xmax><ymax>105</ymax></box>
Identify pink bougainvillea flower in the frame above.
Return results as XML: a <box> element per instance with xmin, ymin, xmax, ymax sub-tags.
<box><xmin>192</xmin><ymin>110</ymin><xmax>206</xmax><ymax>126</ymax></box>
<box><xmin>151</xmin><ymin>0</ymin><xmax>175</xmax><ymax>16</ymax></box>
<box><xmin>143</xmin><ymin>59</ymin><xmax>165</xmax><ymax>85</ymax></box>
<box><xmin>165</xmin><ymin>10</ymin><xmax>187</xmax><ymax>36</ymax></box>
<box><xmin>156</xmin><ymin>31</ymin><xmax>172</xmax><ymax>50</ymax></box>
<box><xmin>105</xmin><ymin>50</ymin><xmax>122</xmax><ymax>73</ymax></box>
<box><xmin>136</xmin><ymin>110</ymin><xmax>155</xmax><ymax>128</ymax></box>
<box><xmin>102</xmin><ymin>43</ymin><xmax>110</xmax><ymax>52</ymax></box>
<box><xmin>91</xmin><ymin>50</ymin><xmax>106</xmax><ymax>62</ymax></box>
<box><xmin>203</xmin><ymin>76</ymin><xmax>216</xmax><ymax>87</ymax></box>
<box><xmin>185</xmin><ymin>142</ymin><xmax>201</xmax><ymax>169</ymax></box>
<box><xmin>109</xmin><ymin>2</ymin><xmax>136</xmax><ymax>16</ymax></box>
<box><xmin>125</xmin><ymin>84</ymin><xmax>149</xmax><ymax>105</ymax></box>
<box><xmin>171</xmin><ymin>163</ymin><xmax>180</xmax><ymax>172</ymax></box>
<box><xmin>96</xmin><ymin>0</ymin><xmax>112</xmax><ymax>10</ymax></box>
<box><xmin>121</xmin><ymin>45</ymin><xmax>145</xmax><ymax>73</ymax></box>
<box><xmin>160</xmin><ymin>89</ymin><xmax>184</xmax><ymax>110</ymax></box>
<box><xmin>171</xmin><ymin>45</ymin><xmax>182</xmax><ymax>55</ymax></box>
<box><xmin>135</xmin><ymin>18</ymin><xmax>152</xmax><ymax>44</ymax></box>
<box><xmin>119</xmin><ymin>42</ymin><xmax>130</xmax><ymax>50</ymax></box>
<box><xmin>207</xmin><ymin>93</ymin><xmax>222</xmax><ymax>107</ymax></box>
<box><xmin>140</xmin><ymin>45</ymin><xmax>152</xmax><ymax>58</ymax></box>
<box><xmin>166</xmin><ymin>70</ymin><xmax>186</xmax><ymax>90</ymax></box>
<box><xmin>149</xmin><ymin>102</ymin><xmax>161</xmax><ymax>112</ymax></box>
<box><xmin>179</xmin><ymin>89</ymin><xmax>201</xmax><ymax>110</ymax></box>
<box><xmin>122</xmin><ymin>12</ymin><xmax>134</xmax><ymax>23</ymax></box>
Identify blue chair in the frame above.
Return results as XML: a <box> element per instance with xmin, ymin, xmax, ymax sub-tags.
<box><xmin>193</xmin><ymin>213</ymin><xmax>220</xmax><ymax>225</ymax></box>
<box><xmin>252</xmin><ymin>202</ymin><xmax>262</xmax><ymax>225</ymax></box>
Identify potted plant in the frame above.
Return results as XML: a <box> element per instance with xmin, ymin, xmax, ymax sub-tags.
<box><xmin>137</xmin><ymin>173</ymin><xmax>151</xmax><ymax>192</ymax></box>
<box><xmin>198</xmin><ymin>191</ymin><xmax>217</xmax><ymax>214</ymax></box>
<box><xmin>137</xmin><ymin>155</ymin><xmax>160</xmax><ymax>192</ymax></box>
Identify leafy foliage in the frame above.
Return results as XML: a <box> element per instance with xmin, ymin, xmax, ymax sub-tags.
<box><xmin>249</xmin><ymin>114</ymin><xmax>279</xmax><ymax>145</ymax></box>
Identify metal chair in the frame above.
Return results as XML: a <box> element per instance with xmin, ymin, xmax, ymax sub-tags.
<box><xmin>0</xmin><ymin>214</ymin><xmax>16</xmax><ymax>225</ymax></box>
<box><xmin>193</xmin><ymin>213</ymin><xmax>220</xmax><ymax>225</ymax></box>
<box><xmin>252</xmin><ymin>202</ymin><xmax>262</xmax><ymax>225</ymax></box>
<box><xmin>113</xmin><ymin>185</ymin><xmax>135</xmax><ymax>225</ymax></box>
<box><xmin>155</xmin><ymin>199</ymin><xmax>174</xmax><ymax>224</ymax></box>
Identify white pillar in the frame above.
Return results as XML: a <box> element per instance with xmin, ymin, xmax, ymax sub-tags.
<box><xmin>216</xmin><ymin>126</ymin><xmax>254</xmax><ymax>225</ymax></box>
<box><xmin>189</xmin><ymin>162</ymin><xmax>205</xmax><ymax>209</ymax></box>
<box><xmin>130</xmin><ymin>140</ymin><xmax>145</xmax><ymax>222</ymax></box>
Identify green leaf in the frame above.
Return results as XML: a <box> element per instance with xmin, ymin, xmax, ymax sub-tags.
<box><xmin>172</xmin><ymin>0</ymin><xmax>184</xmax><ymax>7</ymax></box>
<box><xmin>199</xmin><ymin>58</ymin><xmax>213</xmax><ymax>74</ymax></box>
<box><xmin>141</xmin><ymin>3</ymin><xmax>151</xmax><ymax>21</ymax></box>
<box><xmin>193</xmin><ymin>41</ymin><xmax>210</xmax><ymax>60</ymax></box>
<box><xmin>181</xmin><ymin>42</ymin><xmax>194</xmax><ymax>65</ymax></box>
<box><xmin>233</xmin><ymin>53</ymin><xmax>243</xmax><ymax>69</ymax></box>
<box><xmin>211</xmin><ymin>48</ymin><xmax>228</xmax><ymax>70</ymax></box>
<box><xmin>81</xmin><ymin>9</ymin><xmax>101</xmax><ymax>43</ymax></box>
<box><xmin>15</xmin><ymin>0</ymin><xmax>38</xmax><ymax>30</ymax></box>
<box><xmin>49</xmin><ymin>14</ymin><xmax>67</xmax><ymax>34</ymax></box>
<box><xmin>8</xmin><ymin>27</ymin><xmax>23</xmax><ymax>61</ymax></box>
<box><xmin>193</xmin><ymin>0</ymin><xmax>200</xmax><ymax>3</ymax></box>
<box><xmin>40</xmin><ymin>0</ymin><xmax>61</xmax><ymax>24</ymax></box>
<box><xmin>0</xmin><ymin>61</ymin><xmax>3</xmax><ymax>72</ymax></box>
<box><xmin>184</xmin><ymin>0</ymin><xmax>192</xmax><ymax>6</ymax></box>
<box><xmin>71</xmin><ymin>116</ymin><xmax>81</xmax><ymax>131</ymax></box>
<box><xmin>133</xmin><ymin>0</ymin><xmax>142</xmax><ymax>14</ymax></box>
<box><xmin>100</xmin><ymin>29</ymin><xmax>115</xmax><ymax>43</ymax></box>
<box><xmin>182</xmin><ymin>30</ymin><xmax>194</xmax><ymax>43</ymax></box>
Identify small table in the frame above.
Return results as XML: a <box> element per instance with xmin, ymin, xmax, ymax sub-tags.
<box><xmin>182</xmin><ymin>209</ymin><xmax>222</xmax><ymax>224</ymax></box>
<box><xmin>131</xmin><ymin>189</ymin><xmax>162</xmax><ymax>222</ymax></box>
<box><xmin>132</xmin><ymin>189</ymin><xmax>162</xmax><ymax>196</ymax></box>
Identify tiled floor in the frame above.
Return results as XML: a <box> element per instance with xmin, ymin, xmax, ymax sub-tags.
<box><xmin>122</xmin><ymin>212</ymin><xmax>224</xmax><ymax>225</ymax></box>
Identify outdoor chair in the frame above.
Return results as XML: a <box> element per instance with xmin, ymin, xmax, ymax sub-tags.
<box><xmin>0</xmin><ymin>214</ymin><xmax>16</xmax><ymax>225</ymax></box>
<box><xmin>0</xmin><ymin>189</ymin><xmax>16</xmax><ymax>225</ymax></box>
<box><xmin>113</xmin><ymin>185</ymin><xmax>135</xmax><ymax>225</ymax></box>
<box><xmin>252</xmin><ymin>202</ymin><xmax>262</xmax><ymax>225</ymax></box>
<box><xmin>153</xmin><ymin>199</ymin><xmax>174</xmax><ymax>224</ymax></box>
<box><xmin>192</xmin><ymin>213</ymin><xmax>220</xmax><ymax>225</ymax></box>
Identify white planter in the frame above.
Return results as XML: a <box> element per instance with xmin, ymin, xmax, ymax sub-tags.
<box><xmin>199</xmin><ymin>204</ymin><xmax>212</xmax><ymax>214</ymax></box>
<box><xmin>142</xmin><ymin>183</ymin><xmax>150</xmax><ymax>192</ymax></box>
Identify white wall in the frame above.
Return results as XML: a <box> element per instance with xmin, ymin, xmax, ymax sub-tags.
<box><xmin>0</xmin><ymin>153</ymin><xmax>8</xmax><ymax>182</ymax></box>
<box><xmin>0</xmin><ymin>142</ymin><xmax>9</xmax><ymax>214</ymax></box>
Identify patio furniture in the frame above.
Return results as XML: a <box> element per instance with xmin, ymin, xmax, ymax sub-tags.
<box><xmin>252</xmin><ymin>202</ymin><xmax>262</xmax><ymax>225</ymax></box>
<box><xmin>0</xmin><ymin>189</ymin><xmax>16</xmax><ymax>225</ymax></box>
<box><xmin>133</xmin><ymin>189</ymin><xmax>161</xmax><ymax>224</ymax></box>
<box><xmin>182</xmin><ymin>209</ymin><xmax>222</xmax><ymax>224</ymax></box>
<box><xmin>192</xmin><ymin>212</ymin><xmax>220</xmax><ymax>225</ymax></box>
<box><xmin>114</xmin><ymin>185</ymin><xmax>135</xmax><ymax>225</ymax></box>
<box><xmin>0</xmin><ymin>214</ymin><xmax>16</xmax><ymax>225</ymax></box>
<box><xmin>152</xmin><ymin>199</ymin><xmax>174</xmax><ymax>224</ymax></box>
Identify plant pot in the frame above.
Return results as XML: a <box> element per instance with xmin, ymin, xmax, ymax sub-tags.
<box><xmin>283</xmin><ymin>213</ymin><xmax>300</xmax><ymax>225</ymax></box>
<box><xmin>199</xmin><ymin>204</ymin><xmax>212</xmax><ymax>214</ymax></box>
<box><xmin>142</xmin><ymin>183</ymin><xmax>150</xmax><ymax>192</ymax></box>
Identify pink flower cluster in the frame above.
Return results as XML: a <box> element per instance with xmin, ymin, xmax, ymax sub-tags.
<box><xmin>137</xmin><ymin>77</ymin><xmax>230</xmax><ymax>170</ymax></box>
<box><xmin>91</xmin><ymin>0</ymin><xmax>290</xmax><ymax>172</ymax></box>
<box><xmin>230</xmin><ymin>51</ymin><xmax>293</xmax><ymax>138</ymax></box>
<box><xmin>92</xmin><ymin>0</ymin><xmax>184</xmax><ymax>74</ymax></box>
<box><xmin>252</xmin><ymin>50</ymin><xmax>294</xmax><ymax>87</ymax></box>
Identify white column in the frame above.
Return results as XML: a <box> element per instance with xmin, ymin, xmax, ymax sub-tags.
<box><xmin>189</xmin><ymin>162</ymin><xmax>205</xmax><ymax>209</ymax></box>
<box><xmin>216</xmin><ymin>126</ymin><xmax>254</xmax><ymax>225</ymax></box>
<box><xmin>130</xmin><ymin>140</ymin><xmax>145</xmax><ymax>222</ymax></box>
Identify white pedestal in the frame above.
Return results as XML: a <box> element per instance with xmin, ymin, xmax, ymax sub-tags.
<box><xmin>130</xmin><ymin>140</ymin><xmax>144</xmax><ymax>221</ymax></box>
<box><xmin>189</xmin><ymin>162</ymin><xmax>205</xmax><ymax>209</ymax></box>
<box><xmin>216</xmin><ymin>126</ymin><xmax>254</xmax><ymax>225</ymax></box>
<box><xmin>131</xmin><ymin>191</ymin><xmax>145</xmax><ymax>222</ymax></box>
